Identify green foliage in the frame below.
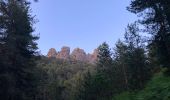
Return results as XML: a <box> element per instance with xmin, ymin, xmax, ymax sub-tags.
<box><xmin>128</xmin><ymin>0</ymin><xmax>170</xmax><ymax>72</ymax></box>
<box><xmin>35</xmin><ymin>39</ymin><xmax>152</xmax><ymax>100</ymax></box>
<box><xmin>74</xmin><ymin>70</ymin><xmax>116</xmax><ymax>100</ymax></box>
<box><xmin>113</xmin><ymin>92</ymin><xmax>135</xmax><ymax>100</ymax></box>
<box><xmin>73</xmin><ymin>71</ymin><xmax>98</xmax><ymax>100</ymax></box>
<box><xmin>73</xmin><ymin>42</ymin><xmax>117</xmax><ymax>100</ymax></box>
<box><xmin>0</xmin><ymin>0</ymin><xmax>39</xmax><ymax>100</ymax></box>
<box><xmin>114</xmin><ymin>23</ymin><xmax>151</xmax><ymax>91</ymax></box>
<box><xmin>95</xmin><ymin>42</ymin><xmax>115</xmax><ymax>99</ymax></box>
<box><xmin>35</xmin><ymin>56</ymin><xmax>96</xmax><ymax>100</ymax></box>
<box><xmin>1</xmin><ymin>0</ymin><xmax>169</xmax><ymax>100</ymax></box>
<box><xmin>114</xmin><ymin>70</ymin><xmax>170</xmax><ymax>100</ymax></box>
<box><xmin>97</xmin><ymin>42</ymin><xmax>113</xmax><ymax>72</ymax></box>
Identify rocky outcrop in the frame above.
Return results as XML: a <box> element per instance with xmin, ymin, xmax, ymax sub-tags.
<box><xmin>56</xmin><ymin>46</ymin><xmax>70</xmax><ymax>60</ymax></box>
<box><xmin>70</xmin><ymin>48</ymin><xmax>87</xmax><ymax>62</ymax></box>
<box><xmin>92</xmin><ymin>49</ymin><xmax>98</xmax><ymax>61</ymax></box>
<box><xmin>47</xmin><ymin>48</ymin><xmax>57</xmax><ymax>57</ymax></box>
<box><xmin>47</xmin><ymin>47</ymin><xmax>98</xmax><ymax>64</ymax></box>
<box><xmin>86</xmin><ymin>49</ymin><xmax>98</xmax><ymax>63</ymax></box>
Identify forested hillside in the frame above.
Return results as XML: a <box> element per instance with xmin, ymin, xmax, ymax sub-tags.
<box><xmin>0</xmin><ymin>0</ymin><xmax>170</xmax><ymax>100</ymax></box>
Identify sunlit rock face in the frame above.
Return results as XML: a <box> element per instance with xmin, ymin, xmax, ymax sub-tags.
<box><xmin>70</xmin><ymin>48</ymin><xmax>87</xmax><ymax>62</ymax></box>
<box><xmin>86</xmin><ymin>49</ymin><xmax>98</xmax><ymax>64</ymax></box>
<box><xmin>56</xmin><ymin>46</ymin><xmax>70</xmax><ymax>60</ymax></box>
<box><xmin>47</xmin><ymin>48</ymin><xmax>57</xmax><ymax>57</ymax></box>
<box><xmin>47</xmin><ymin>47</ymin><xmax>98</xmax><ymax>64</ymax></box>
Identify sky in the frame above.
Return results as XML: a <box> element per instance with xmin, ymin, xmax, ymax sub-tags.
<box><xmin>31</xmin><ymin>0</ymin><xmax>137</xmax><ymax>55</ymax></box>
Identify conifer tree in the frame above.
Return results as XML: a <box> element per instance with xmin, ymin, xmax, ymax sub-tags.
<box><xmin>0</xmin><ymin>0</ymin><xmax>39</xmax><ymax>100</ymax></box>
<box><xmin>114</xmin><ymin>23</ymin><xmax>151</xmax><ymax>90</ymax></box>
<box><xmin>128</xmin><ymin>0</ymin><xmax>170</xmax><ymax>73</ymax></box>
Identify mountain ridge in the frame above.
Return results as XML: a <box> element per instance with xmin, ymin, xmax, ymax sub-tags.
<box><xmin>47</xmin><ymin>46</ymin><xmax>98</xmax><ymax>64</ymax></box>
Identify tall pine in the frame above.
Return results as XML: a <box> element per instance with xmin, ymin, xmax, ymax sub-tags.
<box><xmin>114</xmin><ymin>23</ymin><xmax>151</xmax><ymax>90</ymax></box>
<box><xmin>128</xmin><ymin>0</ymin><xmax>170</xmax><ymax>73</ymax></box>
<box><xmin>0</xmin><ymin>0</ymin><xmax>39</xmax><ymax>100</ymax></box>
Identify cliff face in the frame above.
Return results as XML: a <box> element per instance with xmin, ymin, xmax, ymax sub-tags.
<box><xmin>56</xmin><ymin>46</ymin><xmax>70</xmax><ymax>60</ymax></box>
<box><xmin>47</xmin><ymin>48</ymin><xmax>57</xmax><ymax>57</ymax></box>
<box><xmin>86</xmin><ymin>49</ymin><xmax>98</xmax><ymax>63</ymax></box>
<box><xmin>71</xmin><ymin>48</ymin><xmax>87</xmax><ymax>62</ymax></box>
<box><xmin>47</xmin><ymin>46</ymin><xmax>98</xmax><ymax>64</ymax></box>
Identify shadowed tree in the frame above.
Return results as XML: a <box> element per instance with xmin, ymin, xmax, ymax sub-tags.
<box><xmin>128</xmin><ymin>0</ymin><xmax>170</xmax><ymax>74</ymax></box>
<box><xmin>0</xmin><ymin>0</ymin><xmax>39</xmax><ymax>100</ymax></box>
<box><xmin>114</xmin><ymin>23</ymin><xmax>151</xmax><ymax>90</ymax></box>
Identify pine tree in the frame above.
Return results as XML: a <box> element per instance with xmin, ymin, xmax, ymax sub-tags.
<box><xmin>74</xmin><ymin>71</ymin><xmax>97</xmax><ymax>100</ymax></box>
<box><xmin>114</xmin><ymin>40</ymin><xmax>129</xmax><ymax>90</ymax></box>
<box><xmin>128</xmin><ymin>0</ymin><xmax>170</xmax><ymax>73</ymax></box>
<box><xmin>97</xmin><ymin>42</ymin><xmax>113</xmax><ymax>73</ymax></box>
<box><xmin>74</xmin><ymin>42</ymin><xmax>115</xmax><ymax>100</ymax></box>
<box><xmin>126</xmin><ymin>23</ymin><xmax>151</xmax><ymax>90</ymax></box>
<box><xmin>0</xmin><ymin>0</ymin><xmax>39</xmax><ymax>100</ymax></box>
<box><xmin>95</xmin><ymin>42</ymin><xmax>116</xmax><ymax>99</ymax></box>
<box><xmin>114</xmin><ymin>23</ymin><xmax>151</xmax><ymax>90</ymax></box>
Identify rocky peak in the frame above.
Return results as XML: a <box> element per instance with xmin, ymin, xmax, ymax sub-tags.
<box><xmin>47</xmin><ymin>48</ymin><xmax>57</xmax><ymax>57</ymax></box>
<box><xmin>47</xmin><ymin>47</ymin><xmax>98</xmax><ymax>64</ymax></box>
<box><xmin>86</xmin><ymin>49</ymin><xmax>98</xmax><ymax>63</ymax></box>
<box><xmin>56</xmin><ymin>46</ymin><xmax>70</xmax><ymax>60</ymax></box>
<box><xmin>92</xmin><ymin>49</ymin><xmax>98</xmax><ymax>59</ymax></box>
<box><xmin>71</xmin><ymin>48</ymin><xmax>87</xmax><ymax>62</ymax></box>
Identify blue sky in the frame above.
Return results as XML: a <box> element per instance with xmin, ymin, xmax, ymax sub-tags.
<box><xmin>31</xmin><ymin>0</ymin><xmax>137</xmax><ymax>55</ymax></box>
